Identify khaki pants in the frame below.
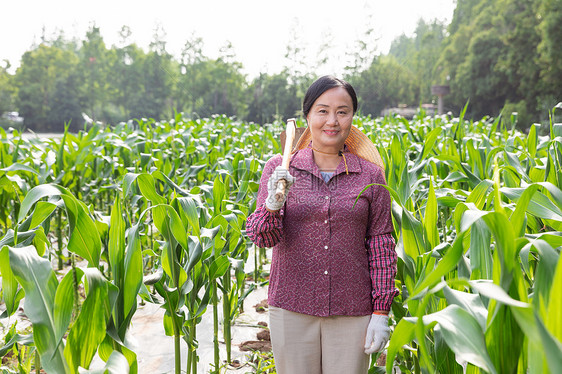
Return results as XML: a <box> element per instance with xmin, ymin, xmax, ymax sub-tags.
<box><xmin>269</xmin><ymin>306</ymin><xmax>371</xmax><ymax>374</ymax></box>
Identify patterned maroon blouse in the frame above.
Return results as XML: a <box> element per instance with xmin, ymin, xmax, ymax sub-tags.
<box><xmin>246</xmin><ymin>147</ymin><xmax>398</xmax><ymax>317</ymax></box>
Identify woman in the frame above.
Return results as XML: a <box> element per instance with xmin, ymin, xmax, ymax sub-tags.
<box><xmin>246</xmin><ymin>75</ymin><xmax>398</xmax><ymax>374</ymax></box>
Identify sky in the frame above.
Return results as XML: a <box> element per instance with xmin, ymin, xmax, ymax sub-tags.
<box><xmin>1</xmin><ymin>0</ymin><xmax>456</xmax><ymax>78</ymax></box>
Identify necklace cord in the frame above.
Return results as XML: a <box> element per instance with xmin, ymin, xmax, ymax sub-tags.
<box><xmin>310</xmin><ymin>146</ymin><xmax>349</xmax><ymax>175</ymax></box>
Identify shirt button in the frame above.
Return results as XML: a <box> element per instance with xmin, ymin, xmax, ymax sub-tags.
<box><xmin>325</xmin><ymin>196</ymin><xmax>329</xmax><ymax>200</ymax></box>
<box><xmin>324</xmin><ymin>245</ymin><xmax>328</xmax><ymax>249</ymax></box>
<box><xmin>324</xmin><ymin>220</ymin><xmax>328</xmax><ymax>224</ymax></box>
<box><xmin>324</xmin><ymin>270</ymin><xmax>328</xmax><ymax>275</ymax></box>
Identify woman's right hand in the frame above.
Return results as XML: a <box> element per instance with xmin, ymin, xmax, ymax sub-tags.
<box><xmin>266</xmin><ymin>166</ymin><xmax>295</xmax><ymax>211</ymax></box>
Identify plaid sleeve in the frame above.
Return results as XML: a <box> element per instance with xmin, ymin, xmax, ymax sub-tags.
<box><xmin>366</xmin><ymin>165</ymin><xmax>398</xmax><ymax>312</ymax></box>
<box><xmin>366</xmin><ymin>233</ymin><xmax>399</xmax><ymax>311</ymax></box>
<box><xmin>246</xmin><ymin>204</ymin><xmax>283</xmax><ymax>248</ymax></box>
<box><xmin>246</xmin><ymin>155</ymin><xmax>283</xmax><ymax>248</ymax></box>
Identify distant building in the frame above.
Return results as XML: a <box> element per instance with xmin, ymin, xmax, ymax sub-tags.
<box><xmin>1</xmin><ymin>111</ymin><xmax>24</xmax><ymax>125</ymax></box>
<box><xmin>381</xmin><ymin>104</ymin><xmax>436</xmax><ymax>118</ymax></box>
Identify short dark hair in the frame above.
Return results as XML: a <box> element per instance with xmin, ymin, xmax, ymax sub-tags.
<box><xmin>302</xmin><ymin>75</ymin><xmax>358</xmax><ymax>117</ymax></box>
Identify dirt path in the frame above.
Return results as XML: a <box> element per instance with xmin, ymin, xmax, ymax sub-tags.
<box><xmin>84</xmin><ymin>285</ymin><xmax>270</xmax><ymax>374</ymax></box>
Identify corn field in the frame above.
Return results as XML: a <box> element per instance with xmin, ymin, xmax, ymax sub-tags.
<box><xmin>0</xmin><ymin>105</ymin><xmax>561</xmax><ymax>374</ymax></box>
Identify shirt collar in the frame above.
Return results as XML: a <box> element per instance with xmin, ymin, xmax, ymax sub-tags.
<box><xmin>290</xmin><ymin>143</ymin><xmax>362</xmax><ymax>179</ymax></box>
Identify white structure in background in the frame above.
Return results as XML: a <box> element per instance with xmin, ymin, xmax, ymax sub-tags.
<box><xmin>1</xmin><ymin>111</ymin><xmax>24</xmax><ymax>124</ymax></box>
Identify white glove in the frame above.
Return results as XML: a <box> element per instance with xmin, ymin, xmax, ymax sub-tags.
<box><xmin>364</xmin><ymin>314</ymin><xmax>390</xmax><ymax>354</ymax></box>
<box><xmin>266</xmin><ymin>166</ymin><xmax>295</xmax><ymax>211</ymax></box>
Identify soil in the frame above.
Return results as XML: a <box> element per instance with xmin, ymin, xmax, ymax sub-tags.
<box><xmin>239</xmin><ymin>340</ymin><xmax>272</xmax><ymax>353</ymax></box>
<box><xmin>253</xmin><ymin>299</ymin><xmax>269</xmax><ymax>313</ymax></box>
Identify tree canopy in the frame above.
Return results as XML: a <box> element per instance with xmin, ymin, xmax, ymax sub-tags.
<box><xmin>0</xmin><ymin>0</ymin><xmax>560</xmax><ymax>131</ymax></box>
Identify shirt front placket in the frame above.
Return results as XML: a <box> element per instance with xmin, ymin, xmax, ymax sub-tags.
<box><xmin>293</xmin><ymin>149</ymin><xmax>336</xmax><ymax>315</ymax></box>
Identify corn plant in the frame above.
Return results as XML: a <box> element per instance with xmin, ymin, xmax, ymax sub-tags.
<box><xmin>5</xmin><ymin>109</ymin><xmax>557</xmax><ymax>374</ymax></box>
<box><xmin>356</xmin><ymin>105</ymin><xmax>562</xmax><ymax>373</ymax></box>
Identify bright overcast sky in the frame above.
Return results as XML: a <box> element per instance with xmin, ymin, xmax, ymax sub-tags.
<box><xmin>1</xmin><ymin>0</ymin><xmax>455</xmax><ymax>78</ymax></box>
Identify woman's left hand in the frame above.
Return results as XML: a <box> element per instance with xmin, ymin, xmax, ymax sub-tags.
<box><xmin>364</xmin><ymin>314</ymin><xmax>390</xmax><ymax>354</ymax></box>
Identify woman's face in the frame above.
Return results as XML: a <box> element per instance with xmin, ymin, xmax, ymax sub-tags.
<box><xmin>306</xmin><ymin>87</ymin><xmax>354</xmax><ymax>152</ymax></box>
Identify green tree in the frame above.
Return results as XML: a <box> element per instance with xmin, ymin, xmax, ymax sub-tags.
<box><xmin>177</xmin><ymin>34</ymin><xmax>206</xmax><ymax>116</ymax></box>
<box><xmin>344</xmin><ymin>10</ymin><xmax>378</xmax><ymax>78</ymax></box>
<box><xmin>139</xmin><ymin>24</ymin><xmax>176</xmax><ymax>120</ymax></box>
<box><xmin>111</xmin><ymin>26</ymin><xmax>149</xmax><ymax>121</ymax></box>
<box><xmin>247</xmin><ymin>72</ymin><xmax>300</xmax><ymax>124</ymax></box>
<box><xmin>351</xmin><ymin>55</ymin><xmax>417</xmax><ymax>116</ymax></box>
<box><xmin>537</xmin><ymin>0</ymin><xmax>562</xmax><ymax>114</ymax></box>
<box><xmin>495</xmin><ymin>0</ymin><xmax>542</xmax><ymax>126</ymax></box>
<box><xmin>193</xmin><ymin>58</ymin><xmax>247</xmax><ymax>118</ymax></box>
<box><xmin>48</xmin><ymin>70</ymin><xmax>83</xmax><ymax>132</ymax></box>
<box><xmin>0</xmin><ymin>61</ymin><xmax>16</xmax><ymax>117</ymax></box>
<box><xmin>283</xmin><ymin>19</ymin><xmax>314</xmax><ymax>103</ymax></box>
<box><xmin>448</xmin><ymin>0</ymin><xmax>484</xmax><ymax>35</ymax></box>
<box><xmin>78</xmin><ymin>25</ymin><xmax>115</xmax><ymax>123</ymax></box>
<box><xmin>436</xmin><ymin>0</ymin><xmax>544</xmax><ymax>124</ymax></box>
<box><xmin>15</xmin><ymin>43</ymin><xmax>81</xmax><ymax>131</ymax></box>
<box><xmin>176</xmin><ymin>38</ymin><xmax>247</xmax><ymax>119</ymax></box>
<box><xmin>389</xmin><ymin>19</ymin><xmax>447</xmax><ymax>104</ymax></box>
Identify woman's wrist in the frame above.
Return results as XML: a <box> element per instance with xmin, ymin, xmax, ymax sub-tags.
<box><xmin>373</xmin><ymin>310</ymin><xmax>389</xmax><ymax>316</ymax></box>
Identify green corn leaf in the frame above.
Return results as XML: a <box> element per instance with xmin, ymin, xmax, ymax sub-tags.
<box><xmin>54</xmin><ymin>269</ymin><xmax>83</xmax><ymax>343</ymax></box>
<box><xmin>18</xmin><ymin>184</ymin><xmax>101</xmax><ymax>266</ymax></box>
<box><xmin>17</xmin><ymin>184</ymin><xmax>63</xmax><ymax>222</ymax></box>
<box><xmin>64</xmin><ymin>268</ymin><xmax>111</xmax><ymax>372</ymax></box>
<box><xmin>475</xmin><ymin>277</ymin><xmax>562</xmax><ymax>374</ymax></box>
<box><xmin>0</xmin><ymin>331</ymin><xmax>34</xmax><ymax>357</ymax></box>
<box><xmin>468</xmin><ymin>218</ymin><xmax>493</xmax><ymax>279</ymax></box>
<box><xmin>137</xmin><ymin>173</ymin><xmax>167</xmax><ymax>205</ymax></box>
<box><xmin>442</xmin><ymin>286</ymin><xmax>487</xmax><ymax>331</ymax></box>
<box><xmin>469</xmin><ymin>280</ymin><xmax>529</xmax><ymax>308</ymax></box>
<box><xmin>28</xmin><ymin>201</ymin><xmax>58</xmax><ymax>229</ymax></box>
<box><xmin>421</xmin><ymin>305</ymin><xmax>497</xmax><ymax>374</ymax></box>
<box><xmin>122</xmin><ymin>173</ymin><xmax>139</xmax><ymax>197</ymax></box>
<box><xmin>535</xmin><ymin>313</ymin><xmax>562</xmax><ymax>374</ymax></box>
<box><xmin>185</xmin><ymin>236</ymin><xmax>204</xmax><ymax>275</ymax></box>
<box><xmin>503</xmin><ymin>151</ymin><xmax>529</xmax><ymax>181</ymax></box>
<box><xmin>158</xmin><ymin>214</ymin><xmax>182</xmax><ymax>288</ymax></box>
<box><xmin>0</xmin><ymin>246</ymin><xmax>24</xmax><ymax>318</ymax></box>
<box><xmin>152</xmin><ymin>170</ymin><xmax>190</xmax><ymax>196</ymax></box>
<box><xmin>466</xmin><ymin>180</ymin><xmax>493</xmax><ymax>210</ymax></box>
<box><xmin>466</xmin><ymin>139</ymin><xmax>484</xmax><ymax>179</ymax></box>
<box><xmin>212</xmin><ymin>175</ymin><xmax>226</xmax><ymax>214</ymax></box>
<box><xmin>420</xmin><ymin>127</ymin><xmax>442</xmax><ymax>162</ymax></box>
<box><xmin>521</xmin><ymin>239</ymin><xmax>559</xmax><ymax>306</ymax></box>
<box><xmin>424</xmin><ymin>180</ymin><xmax>439</xmax><ymax>249</ymax></box>
<box><xmin>546</xmin><ymin>254</ymin><xmax>562</xmax><ymax>343</ymax></box>
<box><xmin>0</xmin><ymin>162</ymin><xmax>39</xmax><ymax>175</ymax></box>
<box><xmin>509</xmin><ymin>184</ymin><xmax>540</xmax><ymax>236</ymax></box>
<box><xmin>122</xmin><ymin>222</ymin><xmax>143</xmax><ymax>330</ymax></box>
<box><xmin>536</xmin><ymin>182</ymin><xmax>562</xmax><ymax>212</ymax></box>
<box><xmin>528</xmin><ymin>124</ymin><xmax>538</xmax><ymax>159</ymax></box>
<box><xmin>82</xmin><ymin>351</ymin><xmax>130</xmax><ymax>374</ymax></box>
<box><xmin>401</xmin><ymin>207</ymin><xmax>425</xmax><ymax>258</ymax></box>
<box><xmin>209</xmin><ymin>255</ymin><xmax>230</xmax><ymax>280</ymax></box>
<box><xmin>501</xmin><ymin>187</ymin><xmax>562</xmax><ymax>222</ymax></box>
<box><xmin>60</xmin><ymin>192</ymin><xmax>102</xmax><ymax>267</ymax></box>
<box><xmin>412</xmin><ymin>233</ymin><xmax>464</xmax><ymax>296</ymax></box>
<box><xmin>460</xmin><ymin>208</ymin><xmax>517</xmax><ymax>278</ymax></box>
<box><xmin>386</xmin><ymin>319</ymin><xmax>416</xmax><ymax>373</ymax></box>
<box><xmin>7</xmin><ymin>245</ymin><xmax>71</xmax><ymax>374</ymax></box>
<box><xmin>109</xmin><ymin>196</ymin><xmax>125</xmax><ymax>292</ymax></box>
<box><xmin>177</xmin><ymin>195</ymin><xmax>201</xmax><ymax>238</ymax></box>
<box><xmin>152</xmin><ymin>204</ymin><xmax>189</xmax><ymax>252</ymax></box>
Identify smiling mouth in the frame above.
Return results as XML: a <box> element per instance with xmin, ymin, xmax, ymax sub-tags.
<box><xmin>324</xmin><ymin>130</ymin><xmax>339</xmax><ymax>135</ymax></box>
